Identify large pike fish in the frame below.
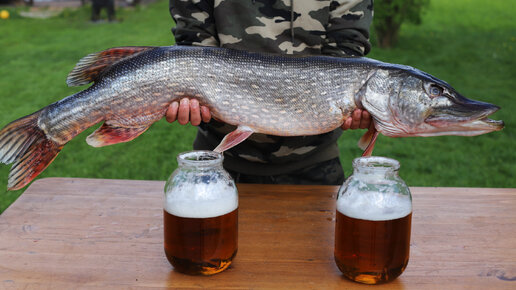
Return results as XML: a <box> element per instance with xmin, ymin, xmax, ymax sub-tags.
<box><xmin>0</xmin><ymin>46</ymin><xmax>504</xmax><ymax>190</ymax></box>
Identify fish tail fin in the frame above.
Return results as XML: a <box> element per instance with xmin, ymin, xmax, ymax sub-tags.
<box><xmin>0</xmin><ymin>111</ymin><xmax>63</xmax><ymax>190</ymax></box>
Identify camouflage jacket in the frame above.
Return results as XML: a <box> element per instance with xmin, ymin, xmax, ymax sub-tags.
<box><xmin>169</xmin><ymin>0</ymin><xmax>373</xmax><ymax>176</ymax></box>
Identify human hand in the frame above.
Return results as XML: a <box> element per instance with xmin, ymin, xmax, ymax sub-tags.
<box><xmin>341</xmin><ymin>109</ymin><xmax>372</xmax><ymax>130</ymax></box>
<box><xmin>165</xmin><ymin>98</ymin><xmax>211</xmax><ymax>126</ymax></box>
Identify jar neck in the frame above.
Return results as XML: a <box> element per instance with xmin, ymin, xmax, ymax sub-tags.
<box><xmin>177</xmin><ymin>150</ymin><xmax>224</xmax><ymax>169</ymax></box>
<box><xmin>352</xmin><ymin>156</ymin><xmax>400</xmax><ymax>178</ymax></box>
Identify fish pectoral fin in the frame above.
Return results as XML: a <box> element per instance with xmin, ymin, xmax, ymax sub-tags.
<box><xmin>86</xmin><ymin>122</ymin><xmax>150</xmax><ymax>147</ymax></box>
<box><xmin>358</xmin><ymin>125</ymin><xmax>379</xmax><ymax>157</ymax></box>
<box><xmin>67</xmin><ymin>46</ymin><xmax>157</xmax><ymax>87</ymax></box>
<box><xmin>213</xmin><ymin>125</ymin><xmax>254</xmax><ymax>153</ymax></box>
<box><xmin>358</xmin><ymin>126</ymin><xmax>374</xmax><ymax>150</ymax></box>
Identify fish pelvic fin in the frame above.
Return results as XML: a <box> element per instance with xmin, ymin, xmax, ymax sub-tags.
<box><xmin>0</xmin><ymin>111</ymin><xmax>63</xmax><ymax>190</ymax></box>
<box><xmin>214</xmin><ymin>125</ymin><xmax>254</xmax><ymax>153</ymax></box>
<box><xmin>67</xmin><ymin>46</ymin><xmax>157</xmax><ymax>87</ymax></box>
<box><xmin>86</xmin><ymin>122</ymin><xmax>150</xmax><ymax>147</ymax></box>
<box><xmin>358</xmin><ymin>124</ymin><xmax>379</xmax><ymax>157</ymax></box>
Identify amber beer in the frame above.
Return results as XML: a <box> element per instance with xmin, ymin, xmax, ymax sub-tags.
<box><xmin>164</xmin><ymin>208</ymin><xmax>238</xmax><ymax>275</ymax></box>
<box><xmin>334</xmin><ymin>209</ymin><xmax>412</xmax><ymax>284</ymax></box>
<box><xmin>164</xmin><ymin>150</ymin><xmax>238</xmax><ymax>275</ymax></box>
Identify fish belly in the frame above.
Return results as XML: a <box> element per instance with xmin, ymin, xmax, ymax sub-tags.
<box><xmin>153</xmin><ymin>47</ymin><xmax>364</xmax><ymax>135</ymax></box>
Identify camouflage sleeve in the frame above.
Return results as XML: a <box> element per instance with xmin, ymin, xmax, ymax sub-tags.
<box><xmin>322</xmin><ymin>0</ymin><xmax>373</xmax><ymax>57</ymax></box>
<box><xmin>169</xmin><ymin>0</ymin><xmax>219</xmax><ymax>46</ymax></box>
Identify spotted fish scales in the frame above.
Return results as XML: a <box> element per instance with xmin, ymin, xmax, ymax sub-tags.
<box><xmin>0</xmin><ymin>45</ymin><xmax>504</xmax><ymax>190</ymax></box>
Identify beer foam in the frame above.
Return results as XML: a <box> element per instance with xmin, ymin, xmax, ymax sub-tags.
<box><xmin>337</xmin><ymin>191</ymin><xmax>412</xmax><ymax>221</ymax></box>
<box><xmin>164</xmin><ymin>181</ymin><xmax>238</xmax><ymax>218</ymax></box>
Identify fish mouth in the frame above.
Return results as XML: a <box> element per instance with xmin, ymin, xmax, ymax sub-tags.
<box><xmin>424</xmin><ymin>103</ymin><xmax>504</xmax><ymax>136</ymax></box>
<box><xmin>456</xmin><ymin>117</ymin><xmax>505</xmax><ymax>135</ymax></box>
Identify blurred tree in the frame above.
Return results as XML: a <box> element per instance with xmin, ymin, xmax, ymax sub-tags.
<box><xmin>374</xmin><ymin>0</ymin><xmax>430</xmax><ymax>48</ymax></box>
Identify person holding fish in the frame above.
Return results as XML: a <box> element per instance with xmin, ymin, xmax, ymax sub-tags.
<box><xmin>0</xmin><ymin>0</ymin><xmax>503</xmax><ymax>191</ymax></box>
<box><xmin>165</xmin><ymin>0</ymin><xmax>374</xmax><ymax>185</ymax></box>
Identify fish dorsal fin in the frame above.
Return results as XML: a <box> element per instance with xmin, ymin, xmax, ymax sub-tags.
<box><xmin>66</xmin><ymin>46</ymin><xmax>156</xmax><ymax>87</ymax></box>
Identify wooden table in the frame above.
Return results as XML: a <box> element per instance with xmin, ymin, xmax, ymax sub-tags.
<box><xmin>0</xmin><ymin>178</ymin><xmax>514</xmax><ymax>289</ymax></box>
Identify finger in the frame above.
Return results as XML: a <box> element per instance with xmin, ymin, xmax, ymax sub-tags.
<box><xmin>359</xmin><ymin>110</ymin><xmax>371</xmax><ymax>129</ymax></box>
<box><xmin>177</xmin><ymin>98</ymin><xmax>190</xmax><ymax>125</ymax></box>
<box><xmin>190</xmin><ymin>99</ymin><xmax>201</xmax><ymax>126</ymax></box>
<box><xmin>165</xmin><ymin>101</ymin><xmax>179</xmax><ymax>123</ymax></box>
<box><xmin>350</xmin><ymin>109</ymin><xmax>362</xmax><ymax>129</ymax></box>
<box><xmin>200</xmin><ymin>106</ymin><xmax>212</xmax><ymax>123</ymax></box>
<box><xmin>341</xmin><ymin>116</ymin><xmax>352</xmax><ymax>130</ymax></box>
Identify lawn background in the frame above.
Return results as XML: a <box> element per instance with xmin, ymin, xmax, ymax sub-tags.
<box><xmin>0</xmin><ymin>0</ymin><xmax>514</xmax><ymax>213</ymax></box>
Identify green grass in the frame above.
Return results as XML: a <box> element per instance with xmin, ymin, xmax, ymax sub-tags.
<box><xmin>0</xmin><ymin>0</ymin><xmax>514</xmax><ymax>213</ymax></box>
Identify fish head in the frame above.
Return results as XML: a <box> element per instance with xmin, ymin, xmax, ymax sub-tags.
<box><xmin>359</xmin><ymin>66</ymin><xmax>504</xmax><ymax>137</ymax></box>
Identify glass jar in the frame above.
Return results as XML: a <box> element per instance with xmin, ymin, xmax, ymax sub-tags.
<box><xmin>163</xmin><ymin>150</ymin><xmax>238</xmax><ymax>275</ymax></box>
<box><xmin>334</xmin><ymin>156</ymin><xmax>412</xmax><ymax>284</ymax></box>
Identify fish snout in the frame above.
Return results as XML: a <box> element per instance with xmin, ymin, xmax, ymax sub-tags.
<box><xmin>425</xmin><ymin>97</ymin><xmax>504</xmax><ymax>134</ymax></box>
<box><xmin>426</xmin><ymin>97</ymin><xmax>500</xmax><ymax>123</ymax></box>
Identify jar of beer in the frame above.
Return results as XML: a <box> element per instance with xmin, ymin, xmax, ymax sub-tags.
<box><xmin>334</xmin><ymin>156</ymin><xmax>412</xmax><ymax>284</ymax></box>
<box><xmin>164</xmin><ymin>150</ymin><xmax>238</xmax><ymax>275</ymax></box>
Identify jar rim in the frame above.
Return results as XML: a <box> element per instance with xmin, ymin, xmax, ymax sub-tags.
<box><xmin>177</xmin><ymin>150</ymin><xmax>223</xmax><ymax>166</ymax></box>
<box><xmin>352</xmin><ymin>156</ymin><xmax>400</xmax><ymax>171</ymax></box>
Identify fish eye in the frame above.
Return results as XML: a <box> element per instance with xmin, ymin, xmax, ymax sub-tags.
<box><xmin>429</xmin><ymin>85</ymin><xmax>443</xmax><ymax>97</ymax></box>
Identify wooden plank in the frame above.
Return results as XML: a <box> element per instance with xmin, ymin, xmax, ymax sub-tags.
<box><xmin>0</xmin><ymin>178</ymin><xmax>514</xmax><ymax>289</ymax></box>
